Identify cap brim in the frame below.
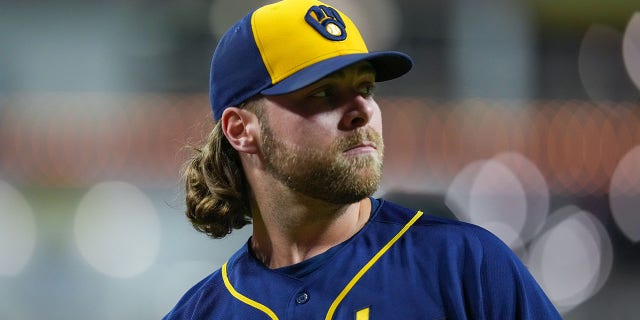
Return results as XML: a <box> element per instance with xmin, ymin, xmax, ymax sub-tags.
<box><xmin>260</xmin><ymin>51</ymin><xmax>413</xmax><ymax>96</ymax></box>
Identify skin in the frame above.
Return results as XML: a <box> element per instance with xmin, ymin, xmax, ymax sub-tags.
<box><xmin>221</xmin><ymin>62</ymin><xmax>383</xmax><ymax>268</ymax></box>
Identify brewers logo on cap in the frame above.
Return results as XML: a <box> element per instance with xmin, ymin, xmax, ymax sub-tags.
<box><xmin>305</xmin><ymin>5</ymin><xmax>347</xmax><ymax>41</ymax></box>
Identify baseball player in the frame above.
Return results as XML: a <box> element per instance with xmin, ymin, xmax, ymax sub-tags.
<box><xmin>164</xmin><ymin>0</ymin><xmax>561</xmax><ymax>319</ymax></box>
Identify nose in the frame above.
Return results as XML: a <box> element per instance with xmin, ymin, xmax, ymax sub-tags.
<box><xmin>339</xmin><ymin>94</ymin><xmax>375</xmax><ymax>130</ymax></box>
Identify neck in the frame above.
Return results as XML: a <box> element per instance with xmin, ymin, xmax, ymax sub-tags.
<box><xmin>249</xmin><ymin>192</ymin><xmax>371</xmax><ymax>269</ymax></box>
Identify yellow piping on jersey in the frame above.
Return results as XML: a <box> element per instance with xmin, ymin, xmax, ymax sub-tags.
<box><xmin>325</xmin><ymin>210</ymin><xmax>423</xmax><ymax>319</ymax></box>
<box><xmin>221</xmin><ymin>210</ymin><xmax>424</xmax><ymax>320</ymax></box>
<box><xmin>222</xmin><ymin>262</ymin><xmax>280</xmax><ymax>320</ymax></box>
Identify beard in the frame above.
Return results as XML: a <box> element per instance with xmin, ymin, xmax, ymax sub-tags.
<box><xmin>261</xmin><ymin>121</ymin><xmax>384</xmax><ymax>205</ymax></box>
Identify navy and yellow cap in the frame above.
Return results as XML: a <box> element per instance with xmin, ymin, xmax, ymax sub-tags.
<box><xmin>209</xmin><ymin>0</ymin><xmax>413</xmax><ymax>120</ymax></box>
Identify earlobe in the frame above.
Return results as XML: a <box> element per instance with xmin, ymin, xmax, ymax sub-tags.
<box><xmin>221</xmin><ymin>107</ymin><xmax>260</xmax><ymax>154</ymax></box>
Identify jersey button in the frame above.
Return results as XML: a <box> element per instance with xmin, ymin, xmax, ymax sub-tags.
<box><xmin>295</xmin><ymin>292</ymin><xmax>310</xmax><ymax>304</ymax></box>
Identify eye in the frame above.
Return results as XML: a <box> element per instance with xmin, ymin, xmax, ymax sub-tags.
<box><xmin>358</xmin><ymin>83</ymin><xmax>376</xmax><ymax>97</ymax></box>
<box><xmin>309</xmin><ymin>86</ymin><xmax>336</xmax><ymax>98</ymax></box>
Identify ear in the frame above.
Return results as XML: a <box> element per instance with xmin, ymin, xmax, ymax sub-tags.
<box><xmin>221</xmin><ymin>107</ymin><xmax>260</xmax><ymax>154</ymax></box>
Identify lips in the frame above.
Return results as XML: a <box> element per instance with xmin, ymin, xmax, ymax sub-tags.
<box><xmin>345</xmin><ymin>141</ymin><xmax>376</xmax><ymax>151</ymax></box>
<box><xmin>343</xmin><ymin>141</ymin><xmax>378</xmax><ymax>155</ymax></box>
<box><xmin>338</xmin><ymin>128</ymin><xmax>383</xmax><ymax>155</ymax></box>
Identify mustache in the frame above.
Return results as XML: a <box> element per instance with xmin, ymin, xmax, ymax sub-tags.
<box><xmin>334</xmin><ymin>128</ymin><xmax>384</xmax><ymax>151</ymax></box>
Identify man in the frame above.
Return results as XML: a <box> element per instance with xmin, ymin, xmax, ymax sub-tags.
<box><xmin>165</xmin><ymin>0</ymin><xmax>561</xmax><ymax>319</ymax></box>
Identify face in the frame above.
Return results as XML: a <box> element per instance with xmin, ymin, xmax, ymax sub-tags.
<box><xmin>258</xmin><ymin>62</ymin><xmax>384</xmax><ymax>204</ymax></box>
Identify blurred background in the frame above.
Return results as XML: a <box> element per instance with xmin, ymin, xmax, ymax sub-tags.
<box><xmin>1</xmin><ymin>0</ymin><xmax>639</xmax><ymax>318</ymax></box>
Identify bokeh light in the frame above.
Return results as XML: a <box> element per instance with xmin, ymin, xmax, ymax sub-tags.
<box><xmin>609</xmin><ymin>144</ymin><xmax>640</xmax><ymax>242</ymax></box>
<box><xmin>623</xmin><ymin>12</ymin><xmax>640</xmax><ymax>92</ymax></box>
<box><xmin>445</xmin><ymin>160</ymin><xmax>485</xmax><ymax>222</ymax></box>
<box><xmin>493</xmin><ymin>152</ymin><xmax>550</xmax><ymax>243</ymax></box>
<box><xmin>527</xmin><ymin>206</ymin><xmax>613</xmax><ymax>313</ymax></box>
<box><xmin>578</xmin><ymin>24</ymin><xmax>626</xmax><ymax>102</ymax></box>
<box><xmin>468</xmin><ymin>160</ymin><xmax>527</xmax><ymax>248</ymax></box>
<box><xmin>445</xmin><ymin>159</ymin><xmax>529</xmax><ymax>249</ymax></box>
<box><xmin>0</xmin><ymin>180</ymin><xmax>37</xmax><ymax>276</ymax></box>
<box><xmin>445</xmin><ymin>152</ymin><xmax>553</xmax><ymax>250</ymax></box>
<box><xmin>74</xmin><ymin>181</ymin><xmax>161</xmax><ymax>278</ymax></box>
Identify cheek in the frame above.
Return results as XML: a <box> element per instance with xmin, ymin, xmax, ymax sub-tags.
<box><xmin>269</xmin><ymin>116</ymin><xmax>333</xmax><ymax>148</ymax></box>
<box><xmin>295</xmin><ymin>121</ymin><xmax>335</xmax><ymax>146</ymax></box>
<box><xmin>374</xmin><ymin>110</ymin><xmax>383</xmax><ymax>129</ymax></box>
<box><xmin>263</xmin><ymin>109</ymin><xmax>308</xmax><ymax>142</ymax></box>
<box><xmin>369</xmin><ymin>107</ymin><xmax>383</xmax><ymax>134</ymax></box>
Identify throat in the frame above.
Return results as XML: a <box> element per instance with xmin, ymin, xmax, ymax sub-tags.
<box><xmin>249</xmin><ymin>198</ymin><xmax>372</xmax><ymax>268</ymax></box>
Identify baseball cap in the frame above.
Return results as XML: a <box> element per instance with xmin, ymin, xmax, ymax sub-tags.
<box><xmin>209</xmin><ymin>0</ymin><xmax>413</xmax><ymax>120</ymax></box>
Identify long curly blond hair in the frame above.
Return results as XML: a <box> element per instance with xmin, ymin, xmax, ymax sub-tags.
<box><xmin>182</xmin><ymin>102</ymin><xmax>262</xmax><ymax>238</ymax></box>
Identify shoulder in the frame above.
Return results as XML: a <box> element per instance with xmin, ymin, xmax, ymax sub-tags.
<box><xmin>376</xmin><ymin>198</ymin><xmax>499</xmax><ymax>242</ymax></box>
<box><xmin>375</xmin><ymin>198</ymin><xmax>516</xmax><ymax>263</ymax></box>
<box><xmin>162</xmin><ymin>269</ymin><xmax>224</xmax><ymax>320</ymax></box>
<box><xmin>375</xmin><ymin>199</ymin><xmax>560</xmax><ymax>318</ymax></box>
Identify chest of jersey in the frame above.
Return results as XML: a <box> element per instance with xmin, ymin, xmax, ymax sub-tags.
<box><xmin>215</xmin><ymin>210</ymin><xmax>457</xmax><ymax>319</ymax></box>
<box><xmin>167</xmin><ymin>200</ymin><xmax>561</xmax><ymax>320</ymax></box>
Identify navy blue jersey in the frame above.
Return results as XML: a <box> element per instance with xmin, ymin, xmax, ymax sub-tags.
<box><xmin>164</xmin><ymin>198</ymin><xmax>561</xmax><ymax>319</ymax></box>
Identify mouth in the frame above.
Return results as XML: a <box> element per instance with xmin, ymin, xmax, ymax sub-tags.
<box><xmin>343</xmin><ymin>141</ymin><xmax>378</xmax><ymax>155</ymax></box>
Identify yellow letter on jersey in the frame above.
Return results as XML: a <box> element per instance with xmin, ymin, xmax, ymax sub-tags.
<box><xmin>356</xmin><ymin>307</ymin><xmax>369</xmax><ymax>320</ymax></box>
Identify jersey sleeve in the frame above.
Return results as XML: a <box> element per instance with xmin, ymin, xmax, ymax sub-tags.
<box><xmin>464</xmin><ymin>226</ymin><xmax>562</xmax><ymax>320</ymax></box>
